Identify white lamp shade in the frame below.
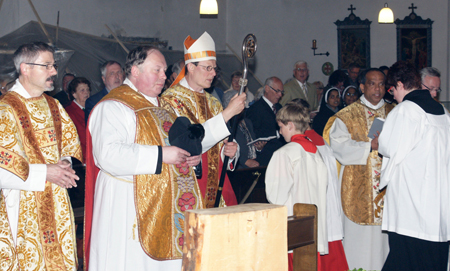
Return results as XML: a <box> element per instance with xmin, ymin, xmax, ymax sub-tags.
<box><xmin>200</xmin><ymin>0</ymin><xmax>218</xmax><ymax>15</ymax></box>
<box><xmin>378</xmin><ymin>4</ymin><xmax>394</xmax><ymax>23</ymax></box>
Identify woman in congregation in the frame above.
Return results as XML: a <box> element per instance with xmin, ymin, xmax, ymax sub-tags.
<box><xmin>65</xmin><ymin>77</ymin><xmax>91</xmax><ymax>162</ymax></box>
<box><xmin>312</xmin><ymin>87</ymin><xmax>341</xmax><ymax>136</ymax></box>
<box><xmin>340</xmin><ymin>85</ymin><xmax>359</xmax><ymax>109</ymax></box>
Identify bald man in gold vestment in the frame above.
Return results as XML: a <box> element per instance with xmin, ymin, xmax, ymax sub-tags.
<box><xmin>324</xmin><ymin>68</ymin><xmax>394</xmax><ymax>271</ymax></box>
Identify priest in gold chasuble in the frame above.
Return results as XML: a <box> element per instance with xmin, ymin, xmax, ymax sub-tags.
<box><xmin>162</xmin><ymin>32</ymin><xmax>247</xmax><ymax>208</ymax></box>
<box><xmin>323</xmin><ymin>68</ymin><xmax>394</xmax><ymax>271</ymax></box>
<box><xmin>0</xmin><ymin>42</ymin><xmax>82</xmax><ymax>271</ymax></box>
<box><xmin>84</xmin><ymin>46</ymin><xmax>239</xmax><ymax>271</ymax></box>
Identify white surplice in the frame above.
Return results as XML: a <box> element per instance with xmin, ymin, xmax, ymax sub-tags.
<box><xmin>265</xmin><ymin>142</ymin><xmax>329</xmax><ymax>254</ymax></box>
<box><xmin>316</xmin><ymin>143</ymin><xmax>344</xmax><ymax>242</ymax></box>
<box><xmin>88</xmin><ymin>79</ymin><xmax>230</xmax><ymax>271</ymax></box>
<box><xmin>329</xmin><ymin>97</ymin><xmax>389</xmax><ymax>270</ymax></box>
<box><xmin>379</xmin><ymin>101</ymin><xmax>450</xmax><ymax>242</ymax></box>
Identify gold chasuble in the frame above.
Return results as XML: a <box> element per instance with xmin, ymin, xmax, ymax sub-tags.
<box><xmin>324</xmin><ymin>100</ymin><xmax>394</xmax><ymax>225</ymax></box>
<box><xmin>0</xmin><ymin>92</ymin><xmax>82</xmax><ymax>270</ymax></box>
<box><xmin>161</xmin><ymin>84</ymin><xmax>227</xmax><ymax>208</ymax></box>
<box><xmin>101</xmin><ymin>86</ymin><xmax>203</xmax><ymax>259</ymax></box>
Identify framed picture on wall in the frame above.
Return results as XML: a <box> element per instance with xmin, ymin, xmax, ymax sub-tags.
<box><xmin>395</xmin><ymin>8</ymin><xmax>433</xmax><ymax>70</ymax></box>
<box><xmin>335</xmin><ymin>7</ymin><xmax>371</xmax><ymax>70</ymax></box>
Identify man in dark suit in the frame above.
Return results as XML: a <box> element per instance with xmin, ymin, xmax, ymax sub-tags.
<box><xmin>84</xmin><ymin>60</ymin><xmax>124</xmax><ymax>123</ymax></box>
<box><xmin>52</xmin><ymin>73</ymin><xmax>75</xmax><ymax>107</ymax></box>
<box><xmin>246</xmin><ymin>76</ymin><xmax>286</xmax><ymax>166</ymax></box>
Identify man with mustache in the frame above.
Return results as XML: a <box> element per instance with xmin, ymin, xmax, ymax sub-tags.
<box><xmin>324</xmin><ymin>68</ymin><xmax>395</xmax><ymax>270</ymax></box>
<box><xmin>162</xmin><ymin>32</ymin><xmax>247</xmax><ymax>208</ymax></box>
<box><xmin>0</xmin><ymin>41</ymin><xmax>82</xmax><ymax>270</ymax></box>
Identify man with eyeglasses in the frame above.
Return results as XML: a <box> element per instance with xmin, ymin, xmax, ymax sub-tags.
<box><xmin>280</xmin><ymin>60</ymin><xmax>319</xmax><ymax>110</ymax></box>
<box><xmin>246</xmin><ymin>77</ymin><xmax>286</xmax><ymax>166</ymax></box>
<box><xmin>0</xmin><ymin>42</ymin><xmax>82</xmax><ymax>270</ymax></box>
<box><xmin>420</xmin><ymin>67</ymin><xmax>441</xmax><ymax>101</ymax></box>
<box><xmin>162</xmin><ymin>32</ymin><xmax>246</xmax><ymax>208</ymax></box>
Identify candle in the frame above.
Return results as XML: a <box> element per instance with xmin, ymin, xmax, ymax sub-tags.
<box><xmin>312</xmin><ymin>39</ymin><xmax>317</xmax><ymax>49</ymax></box>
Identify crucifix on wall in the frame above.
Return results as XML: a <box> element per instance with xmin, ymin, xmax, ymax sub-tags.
<box><xmin>395</xmin><ymin>3</ymin><xmax>433</xmax><ymax>70</ymax></box>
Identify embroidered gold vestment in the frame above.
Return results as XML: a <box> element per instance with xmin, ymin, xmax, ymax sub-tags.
<box><xmin>102</xmin><ymin>86</ymin><xmax>203</xmax><ymax>259</ymax></box>
<box><xmin>0</xmin><ymin>92</ymin><xmax>82</xmax><ymax>271</ymax></box>
<box><xmin>324</xmin><ymin>100</ymin><xmax>394</xmax><ymax>225</ymax></box>
<box><xmin>161</xmin><ymin>84</ymin><xmax>227</xmax><ymax>208</ymax></box>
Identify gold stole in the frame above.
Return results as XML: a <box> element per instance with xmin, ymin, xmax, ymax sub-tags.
<box><xmin>104</xmin><ymin>86</ymin><xmax>203</xmax><ymax>259</ymax></box>
<box><xmin>161</xmin><ymin>84</ymin><xmax>224</xmax><ymax>208</ymax></box>
<box><xmin>0</xmin><ymin>92</ymin><xmax>76</xmax><ymax>270</ymax></box>
<box><xmin>325</xmin><ymin>100</ymin><xmax>394</xmax><ymax>225</ymax></box>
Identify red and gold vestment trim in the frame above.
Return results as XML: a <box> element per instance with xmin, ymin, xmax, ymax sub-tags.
<box><xmin>0</xmin><ymin>92</ymin><xmax>81</xmax><ymax>270</ymax></box>
<box><xmin>100</xmin><ymin>86</ymin><xmax>203</xmax><ymax>259</ymax></box>
<box><xmin>324</xmin><ymin>100</ymin><xmax>394</xmax><ymax>225</ymax></box>
<box><xmin>161</xmin><ymin>84</ymin><xmax>230</xmax><ymax>208</ymax></box>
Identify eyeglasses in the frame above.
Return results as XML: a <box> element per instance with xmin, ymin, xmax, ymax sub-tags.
<box><xmin>197</xmin><ymin>64</ymin><xmax>218</xmax><ymax>73</ymax></box>
<box><xmin>387</xmin><ymin>86</ymin><xmax>394</xmax><ymax>95</ymax></box>
<box><xmin>345</xmin><ymin>92</ymin><xmax>357</xmax><ymax>96</ymax></box>
<box><xmin>295</xmin><ymin>68</ymin><xmax>308</xmax><ymax>72</ymax></box>
<box><xmin>269</xmin><ymin>85</ymin><xmax>284</xmax><ymax>95</ymax></box>
<box><xmin>422</xmin><ymin>83</ymin><xmax>441</xmax><ymax>93</ymax></box>
<box><xmin>26</xmin><ymin>63</ymin><xmax>58</xmax><ymax>70</ymax></box>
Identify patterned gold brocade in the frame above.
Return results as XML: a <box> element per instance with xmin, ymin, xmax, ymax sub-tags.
<box><xmin>161</xmin><ymin>84</ymin><xmax>225</xmax><ymax>208</ymax></box>
<box><xmin>0</xmin><ymin>92</ymin><xmax>81</xmax><ymax>270</ymax></box>
<box><xmin>0</xmin><ymin>145</ymin><xmax>29</xmax><ymax>181</ymax></box>
<box><xmin>102</xmin><ymin>86</ymin><xmax>203</xmax><ymax>260</ymax></box>
<box><xmin>325</xmin><ymin>100</ymin><xmax>394</xmax><ymax>225</ymax></box>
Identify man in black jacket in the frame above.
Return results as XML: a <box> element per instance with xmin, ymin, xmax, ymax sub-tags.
<box><xmin>246</xmin><ymin>76</ymin><xmax>286</xmax><ymax>166</ymax></box>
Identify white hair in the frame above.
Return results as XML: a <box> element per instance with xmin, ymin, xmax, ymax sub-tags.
<box><xmin>420</xmin><ymin>67</ymin><xmax>441</xmax><ymax>81</ymax></box>
<box><xmin>293</xmin><ymin>60</ymin><xmax>308</xmax><ymax>70</ymax></box>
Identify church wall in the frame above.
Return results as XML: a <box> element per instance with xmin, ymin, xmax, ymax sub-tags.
<box><xmin>226</xmin><ymin>0</ymin><xmax>449</xmax><ymax>100</ymax></box>
<box><xmin>0</xmin><ymin>0</ymin><xmax>227</xmax><ymax>51</ymax></box>
<box><xmin>0</xmin><ymin>0</ymin><xmax>448</xmax><ymax>100</ymax></box>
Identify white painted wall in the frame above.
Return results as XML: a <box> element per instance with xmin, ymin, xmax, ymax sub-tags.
<box><xmin>1</xmin><ymin>0</ymin><xmax>448</xmax><ymax>100</ymax></box>
<box><xmin>0</xmin><ymin>0</ymin><xmax>227</xmax><ymax>50</ymax></box>
<box><xmin>226</xmin><ymin>0</ymin><xmax>449</xmax><ymax>100</ymax></box>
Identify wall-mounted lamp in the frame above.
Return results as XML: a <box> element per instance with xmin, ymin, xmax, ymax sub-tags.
<box><xmin>200</xmin><ymin>0</ymin><xmax>218</xmax><ymax>18</ymax></box>
<box><xmin>311</xmin><ymin>40</ymin><xmax>329</xmax><ymax>57</ymax></box>
<box><xmin>378</xmin><ymin>3</ymin><xmax>394</xmax><ymax>23</ymax></box>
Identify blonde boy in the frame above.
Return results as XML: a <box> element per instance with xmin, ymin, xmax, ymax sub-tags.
<box><xmin>265</xmin><ymin>103</ymin><xmax>328</xmax><ymax>255</ymax></box>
